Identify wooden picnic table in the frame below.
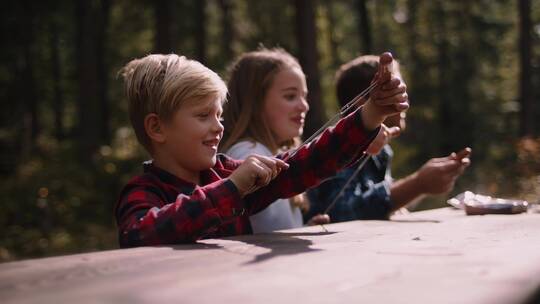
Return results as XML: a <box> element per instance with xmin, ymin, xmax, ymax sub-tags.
<box><xmin>1</xmin><ymin>207</ymin><xmax>540</xmax><ymax>304</ymax></box>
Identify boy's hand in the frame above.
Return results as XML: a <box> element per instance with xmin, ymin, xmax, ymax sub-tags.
<box><xmin>307</xmin><ymin>214</ymin><xmax>330</xmax><ymax>226</ymax></box>
<box><xmin>450</xmin><ymin>147</ymin><xmax>472</xmax><ymax>163</ymax></box>
<box><xmin>365</xmin><ymin>123</ymin><xmax>401</xmax><ymax>155</ymax></box>
<box><xmin>361</xmin><ymin>52</ymin><xmax>409</xmax><ymax>131</ymax></box>
<box><xmin>229</xmin><ymin>155</ymin><xmax>290</xmax><ymax>197</ymax></box>
<box><xmin>413</xmin><ymin>147</ymin><xmax>472</xmax><ymax>195</ymax></box>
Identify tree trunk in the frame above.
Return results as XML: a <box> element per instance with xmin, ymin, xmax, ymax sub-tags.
<box><xmin>405</xmin><ymin>0</ymin><xmax>426</xmax><ymax>113</ymax></box>
<box><xmin>434</xmin><ymin>1</ymin><xmax>452</xmax><ymax>154</ymax></box>
<box><xmin>97</xmin><ymin>0</ymin><xmax>111</xmax><ymax>144</ymax></box>
<box><xmin>295</xmin><ymin>0</ymin><xmax>326</xmax><ymax>138</ymax></box>
<box><xmin>323</xmin><ymin>1</ymin><xmax>340</xmax><ymax>67</ymax></box>
<box><xmin>195</xmin><ymin>0</ymin><xmax>207</xmax><ymax>64</ymax></box>
<box><xmin>76</xmin><ymin>1</ymin><xmax>101</xmax><ymax>154</ymax></box>
<box><xmin>21</xmin><ymin>1</ymin><xmax>39</xmax><ymax>152</ymax></box>
<box><xmin>518</xmin><ymin>0</ymin><xmax>533</xmax><ymax>136</ymax></box>
<box><xmin>453</xmin><ymin>2</ymin><xmax>475</xmax><ymax>152</ymax></box>
<box><xmin>50</xmin><ymin>17</ymin><xmax>64</xmax><ymax>141</ymax></box>
<box><xmin>355</xmin><ymin>0</ymin><xmax>372</xmax><ymax>54</ymax></box>
<box><xmin>154</xmin><ymin>0</ymin><xmax>173</xmax><ymax>53</ymax></box>
<box><xmin>434</xmin><ymin>2</ymin><xmax>475</xmax><ymax>155</ymax></box>
<box><xmin>406</xmin><ymin>0</ymin><xmax>419</xmax><ymax>72</ymax></box>
<box><xmin>219</xmin><ymin>0</ymin><xmax>234</xmax><ymax>65</ymax></box>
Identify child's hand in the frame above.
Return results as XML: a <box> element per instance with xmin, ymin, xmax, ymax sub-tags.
<box><xmin>414</xmin><ymin>147</ymin><xmax>472</xmax><ymax>195</ymax></box>
<box><xmin>229</xmin><ymin>155</ymin><xmax>290</xmax><ymax>197</ymax></box>
<box><xmin>365</xmin><ymin>123</ymin><xmax>401</xmax><ymax>155</ymax></box>
<box><xmin>361</xmin><ymin>52</ymin><xmax>409</xmax><ymax>130</ymax></box>
<box><xmin>450</xmin><ymin>147</ymin><xmax>472</xmax><ymax>164</ymax></box>
<box><xmin>307</xmin><ymin>214</ymin><xmax>330</xmax><ymax>226</ymax></box>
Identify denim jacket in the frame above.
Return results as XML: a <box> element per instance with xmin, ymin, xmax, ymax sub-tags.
<box><xmin>305</xmin><ymin>145</ymin><xmax>394</xmax><ymax>222</ymax></box>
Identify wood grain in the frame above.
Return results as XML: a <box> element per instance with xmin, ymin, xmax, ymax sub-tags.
<box><xmin>1</xmin><ymin>207</ymin><xmax>540</xmax><ymax>304</ymax></box>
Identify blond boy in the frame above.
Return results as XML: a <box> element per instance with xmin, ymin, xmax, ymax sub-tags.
<box><xmin>115</xmin><ymin>53</ymin><xmax>407</xmax><ymax>247</ymax></box>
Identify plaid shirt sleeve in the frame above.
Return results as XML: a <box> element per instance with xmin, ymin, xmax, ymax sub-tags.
<box><xmin>245</xmin><ymin>107</ymin><xmax>380</xmax><ymax>214</ymax></box>
<box><xmin>116</xmin><ymin>178</ymin><xmax>244</xmax><ymax>247</ymax></box>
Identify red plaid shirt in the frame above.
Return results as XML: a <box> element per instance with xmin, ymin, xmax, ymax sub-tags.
<box><xmin>115</xmin><ymin>108</ymin><xmax>380</xmax><ymax>247</ymax></box>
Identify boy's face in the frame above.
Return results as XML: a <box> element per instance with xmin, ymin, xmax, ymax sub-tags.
<box><xmin>162</xmin><ymin>95</ymin><xmax>224</xmax><ymax>173</ymax></box>
<box><xmin>263</xmin><ymin>67</ymin><xmax>309</xmax><ymax>144</ymax></box>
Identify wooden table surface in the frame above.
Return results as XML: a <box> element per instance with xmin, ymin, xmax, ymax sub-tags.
<box><xmin>1</xmin><ymin>207</ymin><xmax>540</xmax><ymax>304</ymax></box>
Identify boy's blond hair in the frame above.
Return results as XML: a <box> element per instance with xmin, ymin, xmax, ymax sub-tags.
<box><xmin>120</xmin><ymin>54</ymin><xmax>227</xmax><ymax>152</ymax></box>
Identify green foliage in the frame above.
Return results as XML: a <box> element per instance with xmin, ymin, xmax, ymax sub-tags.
<box><xmin>0</xmin><ymin>129</ymin><xmax>145</xmax><ymax>261</ymax></box>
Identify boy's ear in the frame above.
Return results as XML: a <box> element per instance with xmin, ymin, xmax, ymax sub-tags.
<box><xmin>144</xmin><ymin>113</ymin><xmax>166</xmax><ymax>144</ymax></box>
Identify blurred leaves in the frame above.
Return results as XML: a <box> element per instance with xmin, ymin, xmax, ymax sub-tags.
<box><xmin>0</xmin><ymin>129</ymin><xmax>144</xmax><ymax>261</ymax></box>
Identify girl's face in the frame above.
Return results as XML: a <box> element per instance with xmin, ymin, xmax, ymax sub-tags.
<box><xmin>263</xmin><ymin>67</ymin><xmax>309</xmax><ymax>144</ymax></box>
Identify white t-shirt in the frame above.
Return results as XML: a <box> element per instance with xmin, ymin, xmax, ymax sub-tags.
<box><xmin>226</xmin><ymin>140</ymin><xmax>304</xmax><ymax>233</ymax></box>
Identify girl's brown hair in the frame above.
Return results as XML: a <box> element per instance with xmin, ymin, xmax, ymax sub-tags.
<box><xmin>221</xmin><ymin>47</ymin><xmax>308</xmax><ymax>211</ymax></box>
<box><xmin>221</xmin><ymin>47</ymin><xmax>303</xmax><ymax>154</ymax></box>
